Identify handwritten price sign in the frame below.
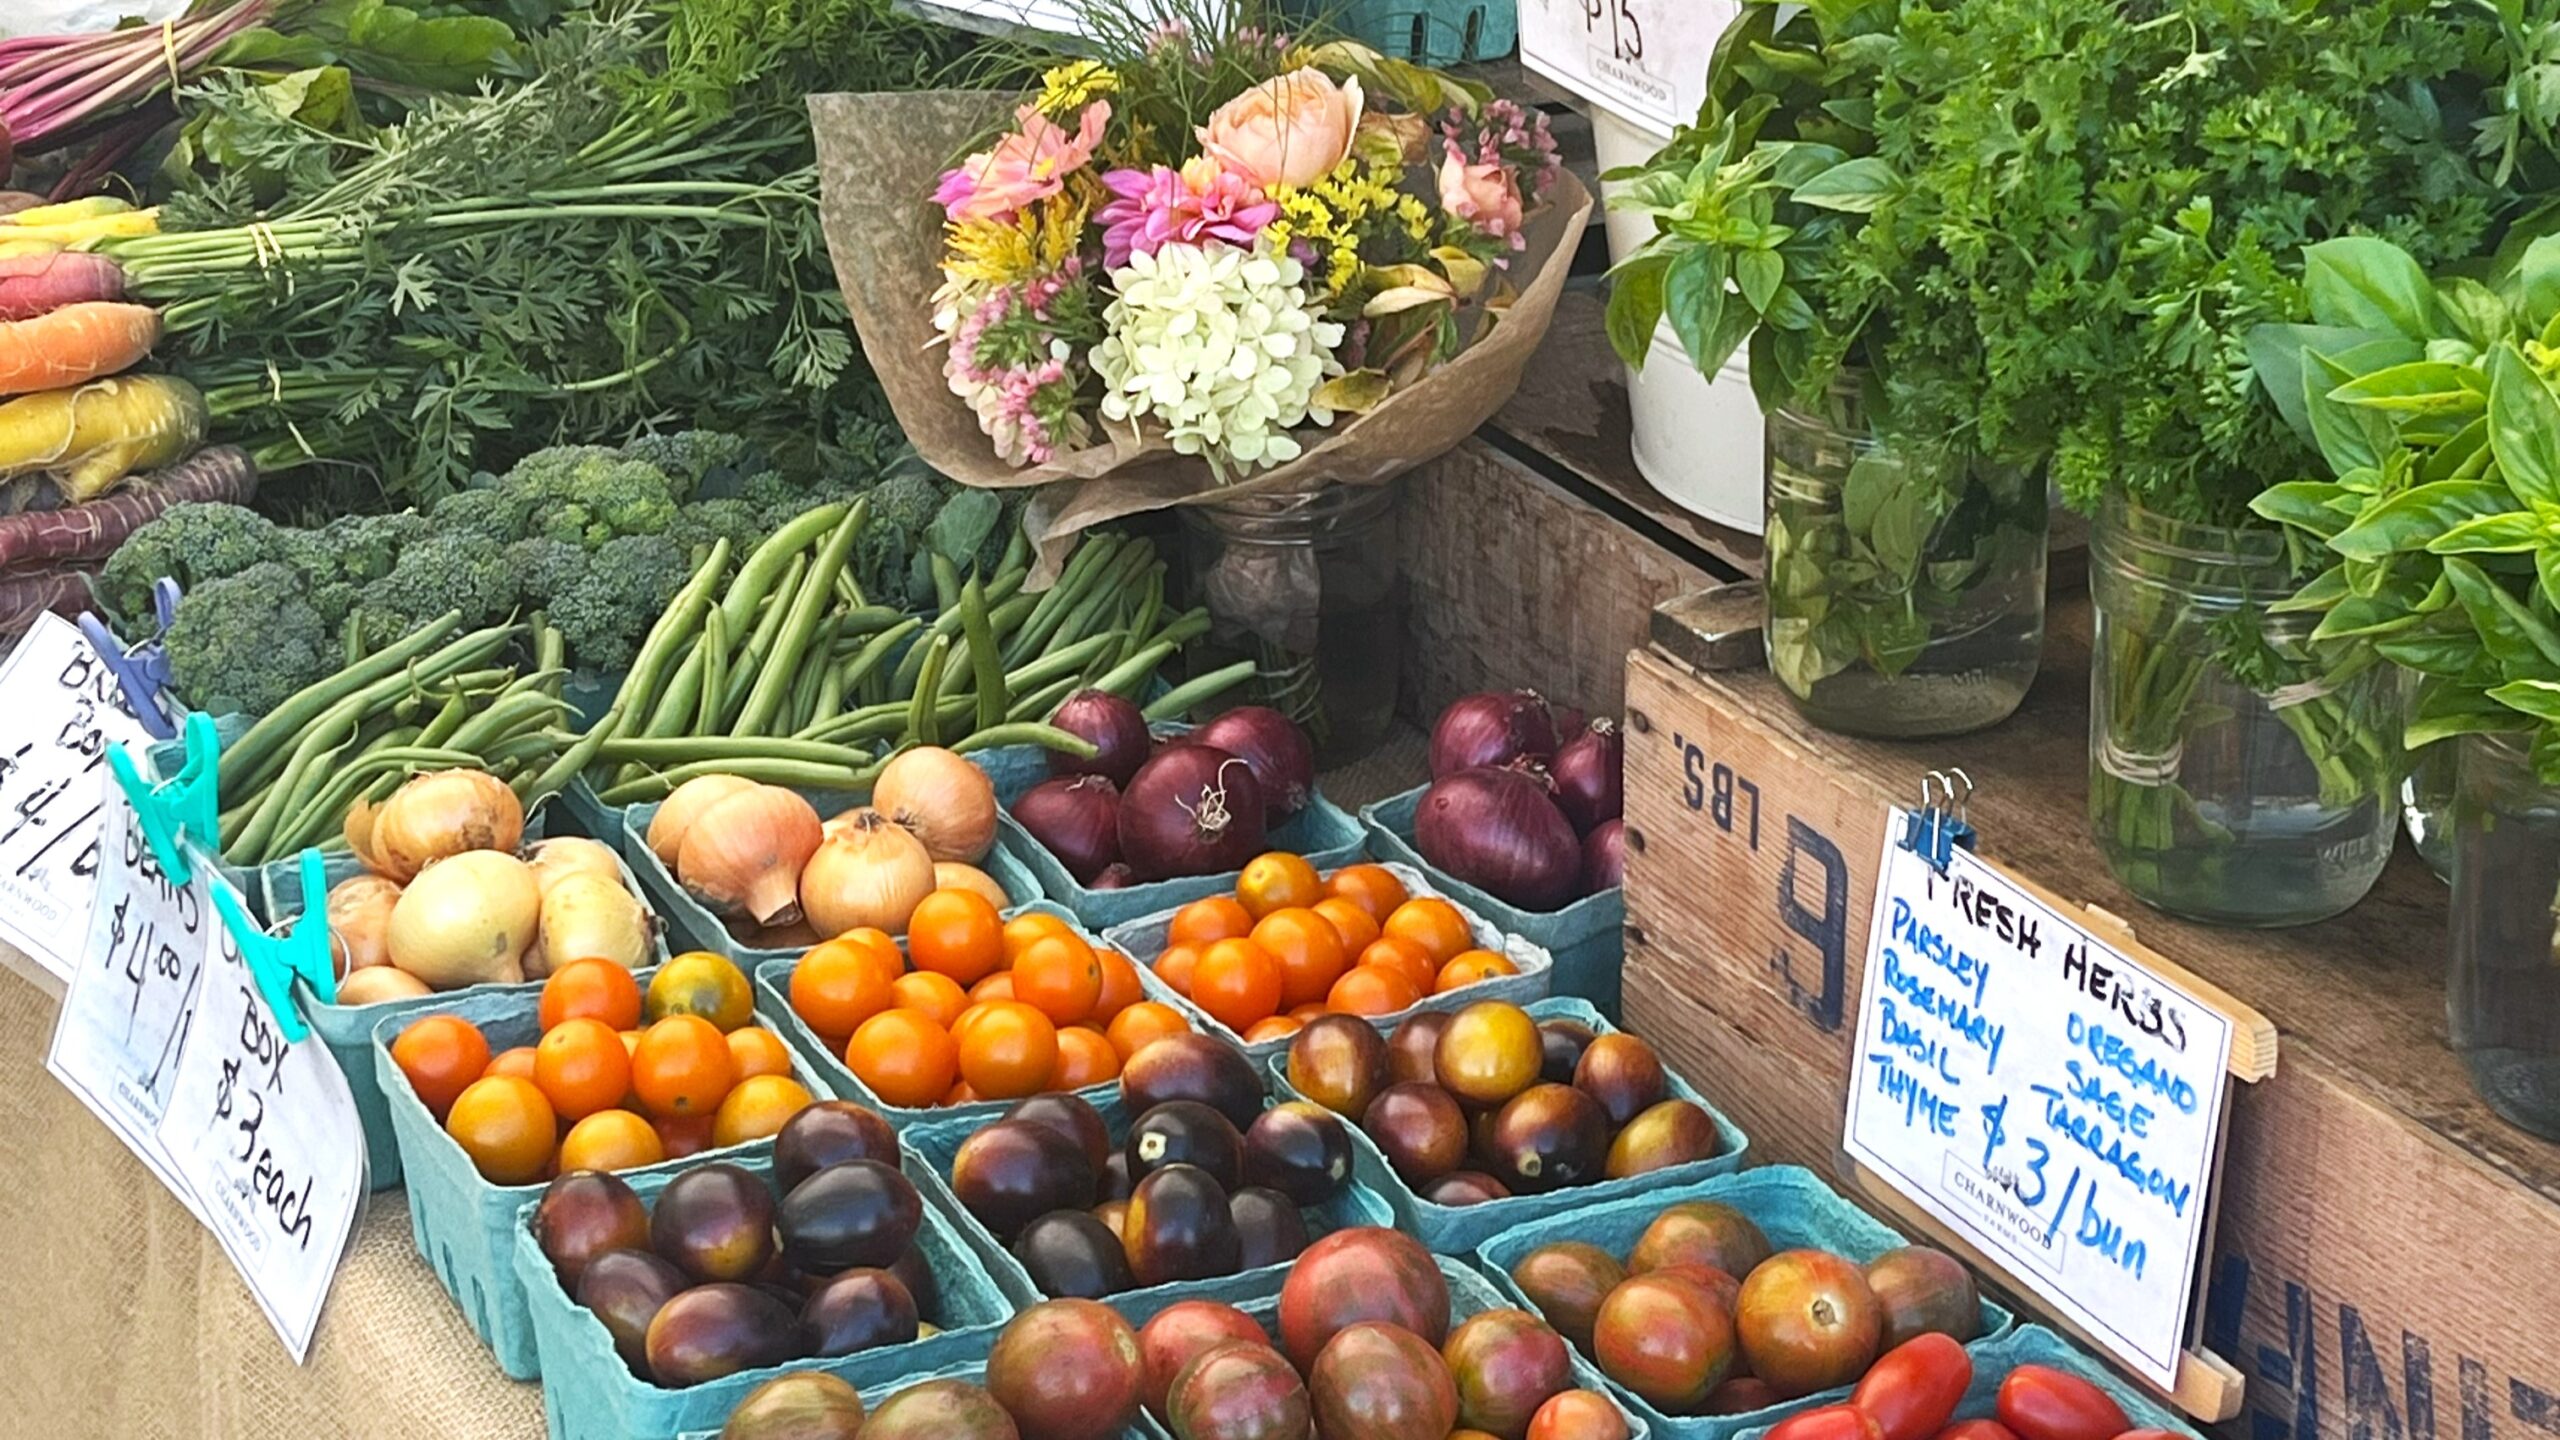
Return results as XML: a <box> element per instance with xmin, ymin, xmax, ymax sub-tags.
<box><xmin>0</xmin><ymin>614</ymin><xmax>157</xmax><ymax>981</ymax></box>
<box><xmin>1843</xmin><ymin>812</ymin><xmax>2237</xmax><ymax>1390</ymax></box>
<box><xmin>1520</xmin><ymin>0</ymin><xmax>1740</xmax><ymax>135</ymax></box>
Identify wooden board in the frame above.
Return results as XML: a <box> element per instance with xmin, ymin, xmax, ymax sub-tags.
<box><xmin>1398</xmin><ymin>436</ymin><xmax>1712</xmax><ymax>724</ymax></box>
<box><xmin>1617</xmin><ymin>619</ymin><xmax>2560</xmax><ymax>1438</ymax></box>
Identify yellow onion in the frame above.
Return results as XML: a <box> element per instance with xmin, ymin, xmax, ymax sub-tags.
<box><xmin>325</xmin><ymin>874</ymin><xmax>403</xmax><ymax>978</ymax></box>
<box><xmin>528</xmin><ymin>836</ymin><xmax>624</xmax><ymax>896</ymax></box>
<box><xmin>647</xmin><ymin>774</ymin><xmax>758</xmax><ymax>871</ymax></box>
<box><xmin>537</xmin><ymin>871</ymin><xmax>652</xmax><ymax>972</ymax></box>
<box><xmin>800</xmin><ymin>808</ymin><xmax>936</xmax><ymax>938</ymax></box>
<box><xmin>371</xmin><ymin>770</ymin><xmax>524</xmax><ymax>883</ymax></box>
<box><xmin>334</xmin><ymin>967</ymin><xmax>432</xmax><ymax>1005</ymax></box>
<box><xmin>872</xmin><ymin>746</ymin><xmax>997</xmax><ymax>863</ymax></box>
<box><xmin>387</xmin><ymin>850</ymin><xmax>541</xmax><ymax>988</ymax></box>
<box><xmin>933</xmin><ymin>860</ymin><xmax>1011</xmax><ymax>910</ymax></box>
<box><xmin>677</xmin><ymin>784</ymin><xmax>824</xmax><ymax>927</ymax></box>
<box><xmin>344</xmin><ymin>796</ymin><xmax>384</xmax><ymax>874</ymax></box>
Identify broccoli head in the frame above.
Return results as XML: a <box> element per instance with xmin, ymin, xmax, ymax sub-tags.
<box><xmin>546</xmin><ymin>533</ymin><xmax>692</xmax><ymax>671</ymax></box>
<box><xmin>350</xmin><ymin>533</ymin><xmax>518</xmax><ymax>651</ymax></box>
<box><xmin>163</xmin><ymin>562</ymin><xmax>334</xmax><ymax>717</ymax></box>
<box><xmin>499</xmin><ymin>446</ymin><xmax>684</xmax><ymax>549</ymax></box>
<box><xmin>427</xmin><ymin>485</ymin><xmax>539</xmax><ymax>547</ymax></box>
<box><xmin>667</xmin><ymin>497</ymin><xmax>766</xmax><ymax>566</ymax></box>
<box><xmin>505</xmin><ymin>537</ymin><xmax>590</xmax><ymax>611</ymax></box>
<box><xmin>98</xmin><ymin>503</ymin><xmax>284</xmax><ymax>624</ymax></box>
<box><xmin>315</xmin><ymin>511</ymin><xmax>431</xmax><ymax>585</ymax></box>
<box><xmin>620</xmin><ymin>430</ymin><xmax>758</xmax><ymax>496</ymax></box>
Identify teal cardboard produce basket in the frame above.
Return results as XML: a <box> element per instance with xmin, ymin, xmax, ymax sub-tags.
<box><xmin>1272</xmin><ymin>996</ymin><xmax>1745</xmax><ymax>1255</ymax></box>
<box><xmin>996</xmin><ymin>790</ymin><xmax>1366</xmax><ymax>931</ymax></box>
<box><xmin>753</xmin><ymin>900</ymin><xmax>1214</xmax><ymax>1125</ymax></box>
<box><xmin>1362</xmin><ymin>785</ymin><xmax>1626</xmax><ymax>1018</ymax></box>
<box><xmin>514</xmin><ymin>1147</ymin><xmax>1017</xmax><ymax>1440</ymax></box>
<box><xmin>1287</xmin><ymin>0</ymin><xmax>1513</xmax><ymax>64</ymax></box>
<box><xmin>1478</xmin><ymin>1166</ymin><xmax>2020</xmax><ymax>1440</ymax></box>
<box><xmin>375</xmin><ymin>988</ymin><xmax>828</xmax><ymax>1379</ymax></box>
<box><xmin>1734</xmin><ymin>1326</ymin><xmax>2200</xmax><ymax>1440</ymax></box>
<box><xmin>903</xmin><ymin>1086</ymin><xmax>1398</xmax><ymax>1310</ymax></box>
<box><xmin>1100</xmin><ymin>858</ymin><xmax>1552</xmax><ymax>1067</ymax></box>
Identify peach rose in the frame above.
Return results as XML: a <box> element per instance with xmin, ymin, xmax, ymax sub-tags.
<box><xmin>1197</xmin><ymin>69</ymin><xmax>1365</xmax><ymax>191</ymax></box>
<box><xmin>1439</xmin><ymin>153</ymin><xmax>1525</xmax><ymax>249</ymax></box>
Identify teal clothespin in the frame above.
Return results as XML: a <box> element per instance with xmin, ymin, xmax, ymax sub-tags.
<box><xmin>103</xmin><ymin>709</ymin><xmax>223</xmax><ymax>885</ymax></box>
<box><xmin>209</xmin><ymin>848</ymin><xmax>336</xmax><ymax>1044</ymax></box>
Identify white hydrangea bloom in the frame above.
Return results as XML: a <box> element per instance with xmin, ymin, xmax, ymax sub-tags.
<box><xmin>1092</xmin><ymin>240</ymin><xmax>1346</xmax><ymax>478</ymax></box>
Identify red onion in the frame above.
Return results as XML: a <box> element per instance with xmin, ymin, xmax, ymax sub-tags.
<box><xmin>1415</xmin><ymin>767</ymin><xmax>1582</xmax><ymax>911</ymax></box>
<box><xmin>1552</xmin><ymin>704</ymin><xmax>1588</xmax><ymax>740</ymax></box>
<box><xmin>1581</xmin><ymin>819</ymin><xmax>1626</xmax><ymax>895</ymax></box>
<box><xmin>1550</xmin><ymin>720</ymin><xmax>1623</xmax><ymax>835</ymax></box>
<box><xmin>1193</xmin><ymin>706</ymin><xmax>1315</xmax><ymax>818</ymax></box>
<box><xmin>1430</xmin><ymin>691</ymin><xmax>1558</xmax><ymax>778</ymax></box>
<box><xmin>1047</xmin><ymin>690</ymin><xmax>1152</xmax><ymax>788</ymax></box>
<box><xmin>1119</xmin><ymin>743</ymin><xmax>1268</xmax><ymax>880</ymax></box>
<box><xmin>1013</xmin><ymin>775</ymin><xmax>1122</xmax><ymax>885</ymax></box>
<box><xmin>1093</xmin><ymin>864</ymin><xmax>1137</xmax><ymax>890</ymax></box>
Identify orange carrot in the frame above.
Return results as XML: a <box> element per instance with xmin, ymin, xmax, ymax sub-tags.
<box><xmin>0</xmin><ymin>300</ymin><xmax>160</xmax><ymax>396</ymax></box>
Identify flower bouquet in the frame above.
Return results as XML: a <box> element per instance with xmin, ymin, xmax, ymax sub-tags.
<box><xmin>809</xmin><ymin>0</ymin><xmax>1591</xmax><ymax>564</ymax></box>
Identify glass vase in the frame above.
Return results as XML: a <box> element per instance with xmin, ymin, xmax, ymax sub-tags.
<box><xmin>1176</xmin><ymin>480</ymin><xmax>1403</xmax><ymax>767</ymax></box>
<box><xmin>1763</xmin><ymin>378</ymin><xmax>2047</xmax><ymax>738</ymax></box>
<box><xmin>2404</xmin><ymin>739</ymin><xmax>2457</xmax><ymax>886</ymax></box>
<box><xmin>2449</xmin><ymin>733</ymin><xmax>2560</xmax><ymax>1139</ymax></box>
<box><xmin>2088</xmin><ymin>497</ymin><xmax>2400</xmax><ymax>927</ymax></box>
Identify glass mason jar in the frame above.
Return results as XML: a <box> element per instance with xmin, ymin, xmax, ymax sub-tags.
<box><xmin>1176</xmin><ymin>480</ymin><xmax>1403</xmax><ymax>766</ymax></box>
<box><xmin>2450</xmin><ymin>733</ymin><xmax>2560</xmax><ymax>1139</ymax></box>
<box><xmin>2402</xmin><ymin>676</ymin><xmax>2457</xmax><ymax>885</ymax></box>
<box><xmin>1763</xmin><ymin>377</ymin><xmax>2048</xmax><ymax>738</ymax></box>
<box><xmin>2088</xmin><ymin>497</ymin><xmax>2400</xmax><ymax>926</ymax></box>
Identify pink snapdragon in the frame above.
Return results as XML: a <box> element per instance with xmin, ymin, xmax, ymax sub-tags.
<box><xmin>1096</xmin><ymin>158</ymin><xmax>1280</xmax><ymax>271</ymax></box>
<box><xmin>934</xmin><ymin>100</ymin><xmax>1112</xmax><ymax>223</ymax></box>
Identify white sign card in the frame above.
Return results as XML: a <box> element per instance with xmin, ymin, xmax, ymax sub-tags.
<box><xmin>1842</xmin><ymin>811</ymin><xmax>2235</xmax><ymax>1390</ymax></box>
<box><xmin>1519</xmin><ymin>0</ymin><xmax>1741</xmax><ymax>137</ymax></box>
<box><xmin>156</xmin><ymin>885</ymin><xmax>366</xmax><ymax>1362</ymax></box>
<box><xmin>45</xmin><ymin>783</ymin><xmax>215</xmax><ymax>1221</ymax></box>
<box><xmin>0</xmin><ymin>614</ymin><xmax>158</xmax><ymax>981</ymax></box>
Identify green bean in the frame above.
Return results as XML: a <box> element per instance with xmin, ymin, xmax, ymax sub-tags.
<box><xmin>723</xmin><ymin>551</ymin><xmax>809</xmax><ymax>720</ymax></box>
<box><xmin>342</xmin><ymin>614</ymin><xmax>364</xmax><ymax>670</ymax></box>
<box><xmin>812</xmin><ymin>659</ymin><xmax>846</xmax><ymax>730</ymax></box>
<box><xmin>740</xmin><ymin>502</ymin><xmax>867</xmax><ymax>736</ymax></box>
<box><xmin>414</xmin><ymin>688</ymin><xmax>473</xmax><ymax>751</ymax></box>
<box><xmin>1143</xmin><ymin>661</ymin><xmax>1259</xmax><ymax>721</ymax></box>
<box><xmin>1127</xmin><ymin>569</ymin><xmax>1164</xmax><ymax>651</ymax></box>
<box><xmin>952</xmin><ymin>723</ymin><xmax>1101</xmax><ymax>758</ymax></box>
<box><xmin>984</xmin><ymin>562</ymin><xmax>1029</xmax><ymax>609</ymax></box>
<box><xmin>834</xmin><ymin>605</ymin><xmax>906</xmax><ymax>638</ymax></box>
<box><xmin>718</xmin><ymin>504</ymin><xmax>844</xmax><ymax>637</ymax></box>
<box><xmin>795</xmin><ymin>708</ymin><xmax>912</xmax><ymax>745</ymax></box>
<box><xmin>834</xmin><ymin>569</ymin><xmax>861</xmax><ymax>609</ymax></box>
<box><xmin>958</xmin><ymin>575</ymin><xmax>1007</xmax><ymax>733</ymax></box>
<box><xmin>265</xmin><ymin>745</ymin><xmax>483</xmax><ymax>861</ymax></box>
<box><xmin>221</xmin><ymin>610</ymin><xmax>464</xmax><ymax>788</ymax></box>
<box><xmin>1005</xmin><ymin>673</ymin><xmax>1081</xmax><ymax>725</ymax></box>
<box><xmin>931</xmin><ymin>551</ymin><xmax>962</xmax><ymax>613</ymax></box>
<box><xmin>996</xmin><ymin>523</ymin><xmax>1030</xmax><ymax>581</ymax></box>
<box><xmin>988</xmin><ymin>591</ymin><xmax>1038</xmax><ymax>639</ymax></box>
<box><xmin>785</xmin><ymin>613</ymin><xmax>842</xmax><ymax>734</ymax></box>
<box><xmin>1006</xmin><ymin>536</ymin><xmax>1118</xmax><ymax>665</ymax></box>
<box><xmin>245</xmin><ymin>732</ymin><xmax>359</xmax><ymax>856</ymax></box>
<box><xmin>542</xmin><ymin>539</ymin><xmax>731</xmax><ymax>799</ymax></box>
<box><xmin>845</xmin><ymin>616</ymin><xmax>922</xmax><ymax>692</ymax></box>
<box><xmin>536</xmin><ymin>621</ymin><xmax>566</xmax><ymax>675</ymax></box>
<box><xmin>908</xmin><ymin>633</ymin><xmax>952</xmax><ymax>747</ymax></box>
<box><xmin>1152</xmin><ymin>607</ymin><xmax>1213</xmax><ymax>650</ymax></box>
<box><xmin>1056</xmin><ymin>543</ymin><xmax>1154</xmax><ymax>648</ymax></box>
<box><xmin>599</xmin><ymin>735</ymin><xmax>869</xmax><ymax>764</ymax></box>
<box><xmin>596</xmin><ymin>754</ymin><xmax>891</xmax><ymax>805</ymax></box>
<box><xmin>448</xmin><ymin>688</ymin><xmax>570</xmax><ymax>755</ymax></box>
<box><xmin>696</xmin><ymin>607</ymin><xmax>729</xmax><ymax>736</ymax></box>
<box><xmin>1002</xmin><ymin>630</ymin><xmax>1117</xmax><ymax>694</ymax></box>
<box><xmin>1092</xmin><ymin>642</ymin><xmax>1175</xmax><ymax>699</ymax></box>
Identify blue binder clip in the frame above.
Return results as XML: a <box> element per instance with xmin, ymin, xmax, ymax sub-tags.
<box><xmin>1899</xmin><ymin>769</ymin><xmax>1978</xmax><ymax>876</ymax></box>
<box><xmin>103</xmin><ymin>708</ymin><xmax>223</xmax><ymax>886</ymax></box>
<box><xmin>209</xmin><ymin>848</ymin><xmax>335</xmax><ymax>1044</ymax></box>
<box><xmin>79</xmin><ymin>577</ymin><xmax>183</xmax><ymax>741</ymax></box>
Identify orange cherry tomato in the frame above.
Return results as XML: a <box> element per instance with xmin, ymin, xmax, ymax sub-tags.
<box><xmin>711</xmin><ymin>1073</ymin><xmax>815</xmax><ymax>1148</ymax></box>
<box><xmin>391</xmin><ymin>1014</ymin><xmax>490</xmax><ymax>1120</ymax></box>
<box><xmin>1322</xmin><ymin>863</ymin><xmax>1410</xmax><ymax>922</ymax></box>
<box><xmin>1167</xmin><ymin>895</ymin><xmax>1254</xmax><ymax>947</ymax></box>
<box><xmin>1153</xmin><ymin>942</ymin><xmax>1203</xmax><ymax>997</ymax></box>
<box><xmin>618</xmin><ymin>1030</ymin><xmax>642</xmax><ymax>1058</ymax></box>
<box><xmin>1436</xmin><ymin>948</ymin><xmax>1520</xmax><ymax>993</ymax></box>
<box><xmin>1105</xmin><ymin>1000</ymin><xmax>1193</xmax><ymax>1059</ymax></box>
<box><xmin>944</xmin><ymin>1079</ymin><xmax>981</xmax><ymax>1106</ymax></box>
<box><xmin>1383</xmin><ymin>896</ymin><xmax>1473</xmax><ymax>964</ymax></box>
<box><xmin>1287</xmin><ymin>1002</ymin><xmax>1331</xmax><ymax>1025</ymax></box>
<box><xmin>540</xmin><ymin>960</ymin><xmax>643</xmax><ymax>1033</ymax></box>
<box><xmin>726</xmin><ymin>1026</ymin><xmax>795</xmax><ymax>1081</ymax></box>
<box><xmin>890</xmin><ymin>970</ymin><xmax>970</xmax><ymax>1030</ymax></box>
<box><xmin>1251</xmin><ymin>906</ymin><xmax>1349</xmax><ymax>1011</ymax></box>
<box><xmin>444</xmin><ymin>1076</ymin><xmax>556</xmax><ymax>1185</ymax></box>
<box><xmin>1243</xmin><ymin>1015</ymin><xmax>1304</xmax><ymax>1044</ymax></box>
<box><xmin>655</xmin><ymin>1112</ymin><xmax>718</xmax><ymax>1160</ymax></box>
<box><xmin>1357</xmin><ymin>935</ymin><xmax>1439</xmax><ymax>995</ymax></box>
<box><xmin>846</xmin><ymin>1008</ymin><xmax>958</xmax><ymax>1109</ymax></box>
<box><xmin>791</xmin><ymin>934</ymin><xmax>903</xmax><ymax>1042</ymax></box>
<box><xmin>957</xmin><ymin>1000</ymin><xmax>1058</xmax><ymax>1100</ymax></box>
<box><xmin>1190</xmin><ymin>937</ymin><xmax>1285</xmax><ymax>1031</ymax></box>
<box><xmin>646</xmin><ymin>952</ymin><xmax>756</xmax><ymax>1032</ymax></box>
<box><xmin>1012</xmin><ymin>931</ymin><xmax>1103</xmax><ymax>1025</ymax></box>
<box><xmin>534</xmin><ymin>1017</ymin><xmax>634</xmax><ymax>1120</ymax></box>
<box><xmin>630</xmin><ymin>1014</ymin><xmax>737</xmax><ymax>1119</ymax></box>
<box><xmin>1001</xmin><ymin>911</ymin><xmax>1076</xmax><ymax>965</ymax></box>
<box><xmin>970</xmin><ymin>971</ymin><xmax>1017</xmax><ymax>1003</ymax></box>
<box><xmin>1327</xmin><ymin>963</ymin><xmax>1422</xmax><ymax>1017</ymax></box>
<box><xmin>1235</xmin><ymin>851</ymin><xmax>1321</xmax><ymax>919</ymax></box>
<box><xmin>1090</xmin><ymin>949</ymin><xmax>1146</xmax><ymax>1023</ymax></box>
<box><xmin>486</xmin><ymin>1046</ymin><xmax>539</xmax><ymax>1082</ymax></box>
<box><xmin>909</xmin><ymin>889</ymin><xmax>1005</xmax><ymax>987</ymax></box>
<box><xmin>1051</xmin><ymin>1025</ymin><xmax>1122</xmax><ymax>1089</ymax></box>
<box><xmin>557</xmin><ymin>1109</ymin><xmax>665</xmax><ymax>1173</ymax></box>
<box><xmin>1311</xmin><ymin>895</ymin><xmax>1382</xmax><ymax>956</ymax></box>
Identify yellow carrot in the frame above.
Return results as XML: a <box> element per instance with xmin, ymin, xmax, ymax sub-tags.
<box><xmin>0</xmin><ymin>240</ymin><xmax>61</xmax><ymax>260</ymax></box>
<box><xmin>0</xmin><ymin>374</ymin><xmax>206</xmax><ymax>501</ymax></box>
<box><xmin>2</xmin><ymin>197</ymin><xmax>132</xmax><ymax>228</ymax></box>
<box><xmin>0</xmin><ymin>302</ymin><xmax>161</xmax><ymax>397</ymax></box>
<box><xmin>5</xmin><ymin>209</ymin><xmax>159</xmax><ymax>247</ymax></box>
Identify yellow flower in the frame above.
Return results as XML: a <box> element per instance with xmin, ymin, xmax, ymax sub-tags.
<box><xmin>941</xmin><ymin>189</ymin><xmax>1093</xmax><ymax>291</ymax></box>
<box><xmin>1266</xmin><ymin>159</ymin><xmax>1424</xmax><ymax>298</ymax></box>
<box><xmin>1036</xmin><ymin>61</ymin><xmax>1118</xmax><ymax>117</ymax></box>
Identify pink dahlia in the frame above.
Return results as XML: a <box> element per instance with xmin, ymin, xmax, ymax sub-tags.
<box><xmin>1096</xmin><ymin>158</ymin><xmax>1279</xmax><ymax>271</ymax></box>
<box><xmin>933</xmin><ymin>100</ymin><xmax>1111</xmax><ymax>223</ymax></box>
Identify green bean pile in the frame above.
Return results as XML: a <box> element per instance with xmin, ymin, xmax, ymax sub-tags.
<box><xmin>216</xmin><ymin>614</ymin><xmax>574</xmax><ymax>865</ymax></box>
<box><xmin>543</xmin><ymin>515</ymin><xmax>1256</xmax><ymax>806</ymax></box>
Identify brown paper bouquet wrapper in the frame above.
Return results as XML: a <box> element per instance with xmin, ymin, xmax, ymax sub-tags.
<box><xmin>810</xmin><ymin>89</ymin><xmax>1595</xmax><ymax>578</ymax></box>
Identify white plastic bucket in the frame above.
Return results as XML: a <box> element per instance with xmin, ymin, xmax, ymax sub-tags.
<box><xmin>1591</xmin><ymin>105</ymin><xmax>1768</xmax><ymax>535</ymax></box>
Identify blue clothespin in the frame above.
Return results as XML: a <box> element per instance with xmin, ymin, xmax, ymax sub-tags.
<box><xmin>209</xmin><ymin>848</ymin><xmax>334</xmax><ymax>1044</ymax></box>
<box><xmin>79</xmin><ymin>577</ymin><xmax>183</xmax><ymax>740</ymax></box>
<box><xmin>103</xmin><ymin>709</ymin><xmax>223</xmax><ymax>886</ymax></box>
<box><xmin>1899</xmin><ymin>769</ymin><xmax>1979</xmax><ymax>876</ymax></box>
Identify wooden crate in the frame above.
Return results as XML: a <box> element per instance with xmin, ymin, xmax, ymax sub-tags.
<box><xmin>1618</xmin><ymin>605</ymin><xmax>2560</xmax><ymax>1439</ymax></box>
